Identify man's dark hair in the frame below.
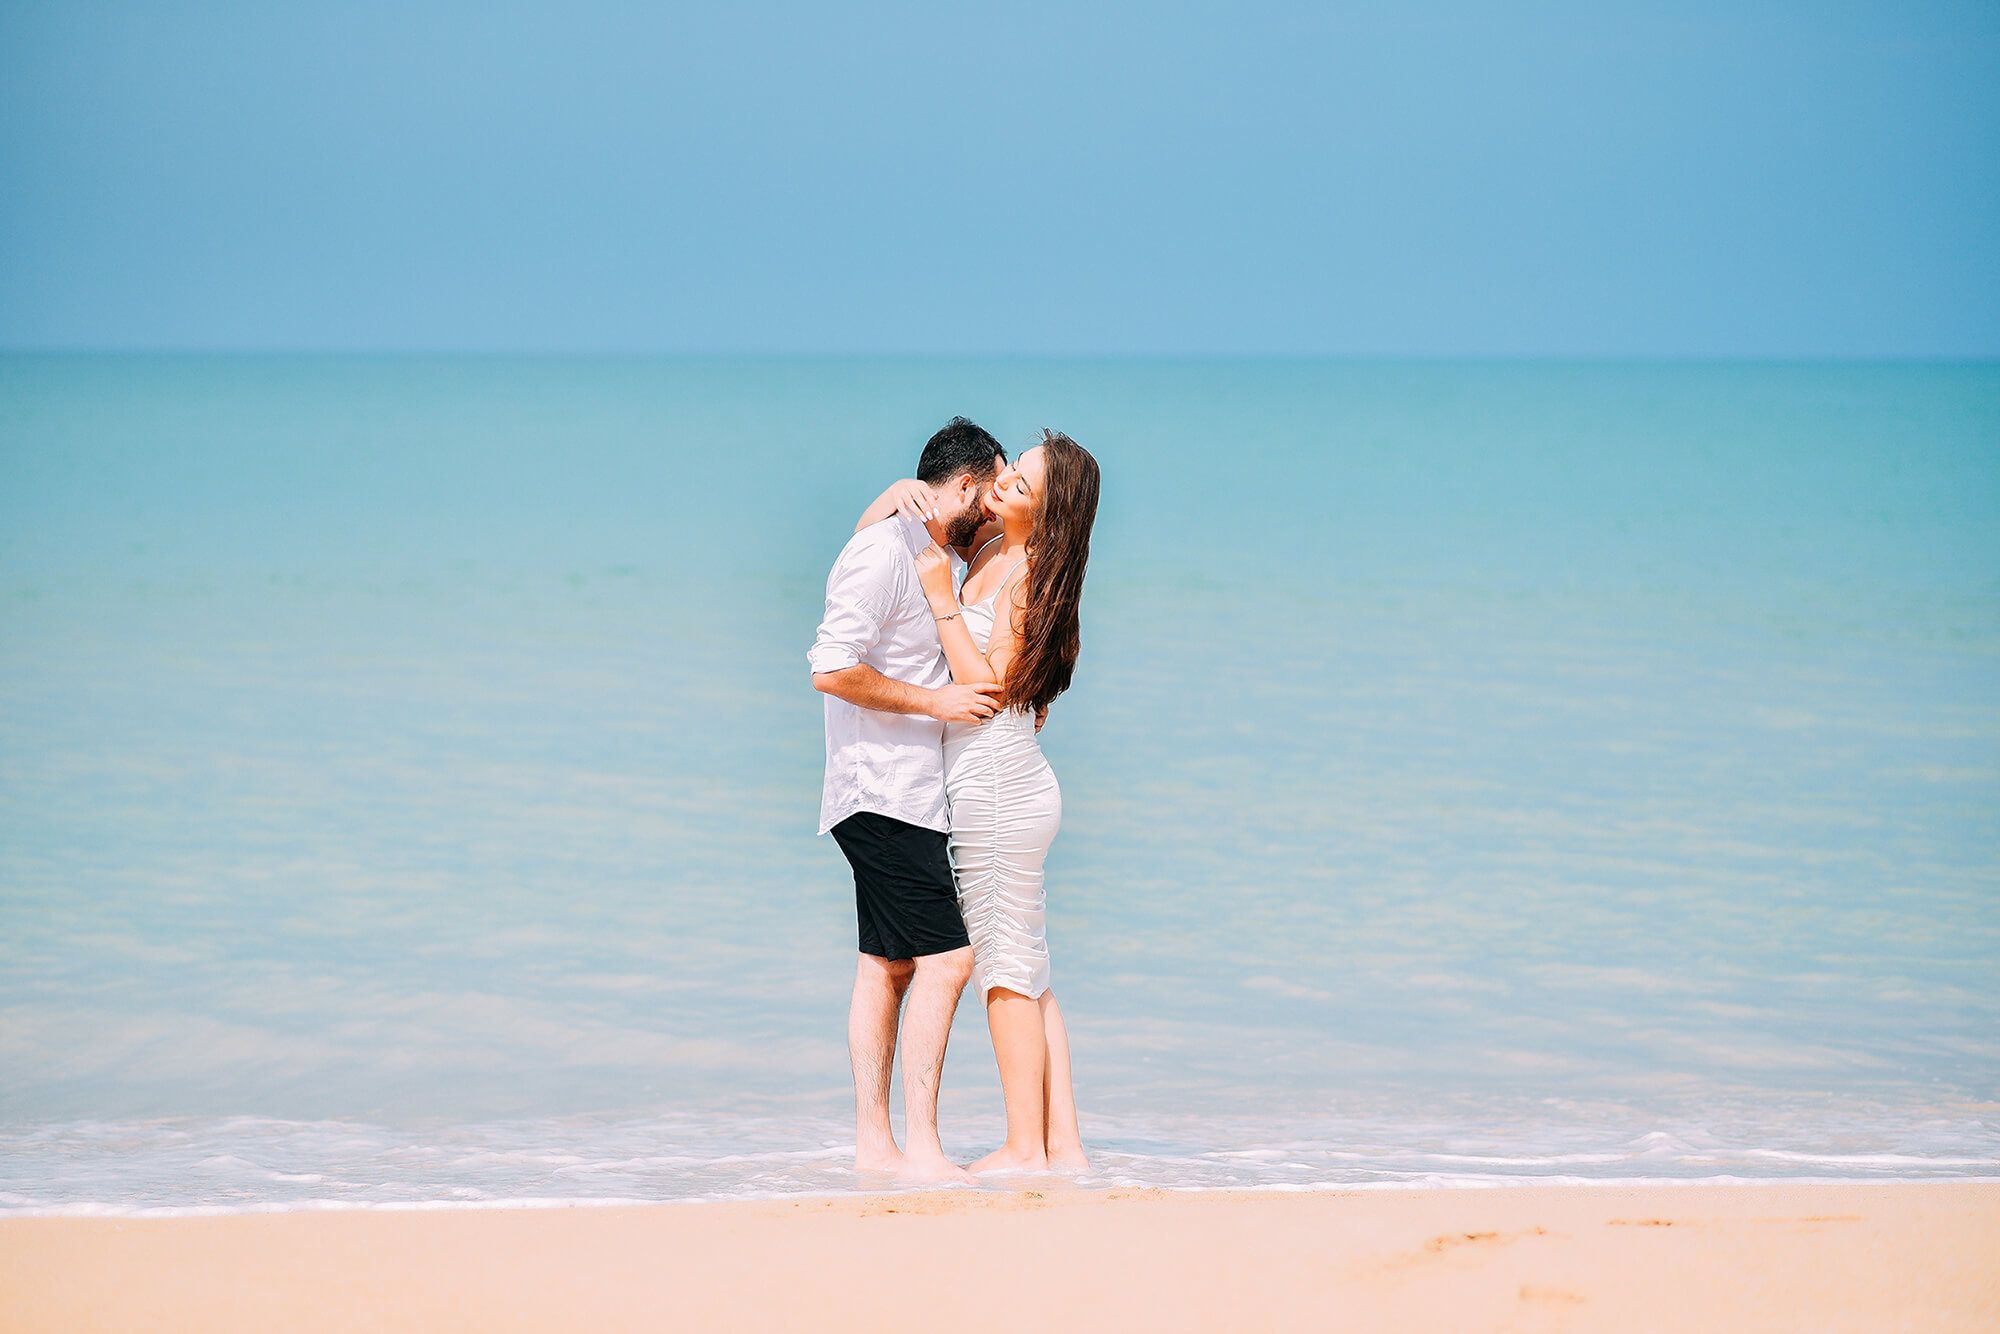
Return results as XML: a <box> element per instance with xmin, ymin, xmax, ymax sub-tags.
<box><xmin>916</xmin><ymin>417</ymin><xmax>1005</xmax><ymax>486</ymax></box>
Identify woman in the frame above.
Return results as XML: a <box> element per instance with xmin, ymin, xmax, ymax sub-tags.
<box><xmin>857</xmin><ymin>431</ymin><xmax>1101</xmax><ymax>1173</ymax></box>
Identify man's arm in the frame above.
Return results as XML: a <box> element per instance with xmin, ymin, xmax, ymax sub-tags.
<box><xmin>813</xmin><ymin>665</ymin><xmax>1001</xmax><ymax>723</ymax></box>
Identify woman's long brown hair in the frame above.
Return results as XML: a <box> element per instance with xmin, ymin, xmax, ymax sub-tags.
<box><xmin>1003</xmin><ymin>431</ymin><xmax>1101</xmax><ymax>714</ymax></box>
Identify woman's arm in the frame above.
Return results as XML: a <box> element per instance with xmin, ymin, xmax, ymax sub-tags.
<box><xmin>914</xmin><ymin>543</ymin><xmax>1001</xmax><ymax>685</ymax></box>
<box><xmin>983</xmin><ymin>564</ymin><xmax>1028</xmax><ymax>688</ymax></box>
<box><xmin>934</xmin><ymin>604</ymin><xmax>1001</xmax><ymax>687</ymax></box>
<box><xmin>856</xmin><ymin>479</ymin><xmax>936</xmax><ymax>532</ymax></box>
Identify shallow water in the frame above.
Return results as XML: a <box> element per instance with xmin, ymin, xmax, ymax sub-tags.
<box><xmin>2</xmin><ymin>356</ymin><xmax>1996</xmax><ymax>1211</ymax></box>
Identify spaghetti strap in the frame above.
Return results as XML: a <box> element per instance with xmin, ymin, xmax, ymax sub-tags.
<box><xmin>958</xmin><ymin>533</ymin><xmax>1004</xmax><ymax>595</ymax></box>
<box><xmin>963</xmin><ymin>551</ymin><xmax>1028</xmax><ymax>610</ymax></box>
<box><xmin>995</xmin><ymin>555</ymin><xmax>1030</xmax><ymax>601</ymax></box>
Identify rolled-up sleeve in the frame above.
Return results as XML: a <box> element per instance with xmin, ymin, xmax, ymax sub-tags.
<box><xmin>808</xmin><ymin>545</ymin><xmax>891</xmax><ymax>673</ymax></box>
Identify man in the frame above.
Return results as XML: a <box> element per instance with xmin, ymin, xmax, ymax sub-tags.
<box><xmin>808</xmin><ymin>417</ymin><xmax>1007</xmax><ymax>1181</ymax></box>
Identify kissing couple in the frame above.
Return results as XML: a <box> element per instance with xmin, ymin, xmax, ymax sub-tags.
<box><xmin>809</xmin><ymin>416</ymin><xmax>1102</xmax><ymax>1183</ymax></box>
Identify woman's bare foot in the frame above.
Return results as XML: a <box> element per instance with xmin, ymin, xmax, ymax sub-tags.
<box><xmin>970</xmin><ymin>1144</ymin><xmax>1049</xmax><ymax>1175</ymax></box>
<box><xmin>895</xmin><ymin>1149</ymin><xmax>975</xmax><ymax>1184</ymax></box>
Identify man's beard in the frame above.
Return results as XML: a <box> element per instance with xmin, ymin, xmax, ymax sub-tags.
<box><xmin>942</xmin><ymin>501</ymin><xmax>987</xmax><ymax>549</ymax></box>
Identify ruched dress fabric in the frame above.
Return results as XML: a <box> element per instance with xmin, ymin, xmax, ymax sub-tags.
<box><xmin>943</xmin><ymin>570</ymin><xmax>1062</xmax><ymax>1000</ymax></box>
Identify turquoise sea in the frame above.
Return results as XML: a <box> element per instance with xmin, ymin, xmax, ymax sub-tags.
<box><xmin>2</xmin><ymin>356</ymin><xmax>1996</xmax><ymax>1212</ymax></box>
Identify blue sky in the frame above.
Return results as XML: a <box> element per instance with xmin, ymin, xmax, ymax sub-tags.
<box><xmin>2</xmin><ymin>1</ymin><xmax>1995</xmax><ymax>356</ymax></box>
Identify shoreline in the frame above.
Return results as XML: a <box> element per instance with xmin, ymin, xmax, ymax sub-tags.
<box><xmin>5</xmin><ymin>1182</ymin><xmax>1995</xmax><ymax>1331</ymax></box>
<box><xmin>7</xmin><ymin>1171</ymin><xmax>2000</xmax><ymax>1220</ymax></box>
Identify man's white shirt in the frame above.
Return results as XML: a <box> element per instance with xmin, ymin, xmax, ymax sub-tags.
<box><xmin>808</xmin><ymin>513</ymin><xmax>967</xmax><ymax>836</ymax></box>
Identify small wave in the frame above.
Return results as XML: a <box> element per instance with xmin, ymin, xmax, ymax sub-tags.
<box><xmin>3</xmin><ymin>1107</ymin><xmax>1994</xmax><ymax>1216</ymax></box>
<box><xmin>1737</xmin><ymin>1149</ymin><xmax>2000</xmax><ymax>1167</ymax></box>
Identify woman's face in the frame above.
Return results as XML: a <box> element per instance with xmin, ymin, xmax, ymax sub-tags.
<box><xmin>986</xmin><ymin>446</ymin><xmax>1046</xmax><ymax>526</ymax></box>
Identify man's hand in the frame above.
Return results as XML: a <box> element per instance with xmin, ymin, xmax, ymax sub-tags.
<box><xmin>930</xmin><ymin>681</ymin><xmax>1004</xmax><ymax>724</ymax></box>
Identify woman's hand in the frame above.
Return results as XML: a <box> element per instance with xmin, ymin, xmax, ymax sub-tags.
<box><xmin>914</xmin><ymin>541</ymin><xmax>957</xmax><ymax>608</ymax></box>
<box><xmin>856</xmin><ymin>478</ymin><xmax>938</xmax><ymax>533</ymax></box>
<box><xmin>887</xmin><ymin>478</ymin><xmax>937</xmax><ymax>522</ymax></box>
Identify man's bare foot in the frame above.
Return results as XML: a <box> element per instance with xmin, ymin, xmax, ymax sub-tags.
<box><xmin>1045</xmin><ymin>1144</ymin><xmax>1091</xmax><ymax>1174</ymax></box>
<box><xmin>895</xmin><ymin>1150</ymin><xmax>975</xmax><ymax>1184</ymax></box>
<box><xmin>970</xmin><ymin>1145</ymin><xmax>1049</xmax><ymax>1175</ymax></box>
<box><xmin>854</xmin><ymin>1143</ymin><xmax>903</xmax><ymax>1174</ymax></box>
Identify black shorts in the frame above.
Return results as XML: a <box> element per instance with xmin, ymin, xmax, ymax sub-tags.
<box><xmin>830</xmin><ymin>811</ymin><xmax>971</xmax><ymax>962</ymax></box>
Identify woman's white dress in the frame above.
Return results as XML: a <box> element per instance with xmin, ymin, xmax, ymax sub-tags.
<box><xmin>943</xmin><ymin>566</ymin><xmax>1062</xmax><ymax>1000</ymax></box>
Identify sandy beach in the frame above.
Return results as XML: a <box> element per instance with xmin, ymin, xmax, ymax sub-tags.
<box><xmin>3</xmin><ymin>1182</ymin><xmax>1994</xmax><ymax>1332</ymax></box>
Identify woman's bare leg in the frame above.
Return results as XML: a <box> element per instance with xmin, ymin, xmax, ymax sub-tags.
<box><xmin>970</xmin><ymin>986</ymin><xmax>1048</xmax><ymax>1173</ymax></box>
<box><xmin>1038</xmin><ymin>989</ymin><xmax>1089</xmax><ymax>1171</ymax></box>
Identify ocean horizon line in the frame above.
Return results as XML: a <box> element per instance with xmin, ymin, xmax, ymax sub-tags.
<box><xmin>5</xmin><ymin>348</ymin><xmax>1998</xmax><ymax>367</ymax></box>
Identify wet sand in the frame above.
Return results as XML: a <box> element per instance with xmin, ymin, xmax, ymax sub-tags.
<box><xmin>3</xmin><ymin>1183</ymin><xmax>1995</xmax><ymax>1332</ymax></box>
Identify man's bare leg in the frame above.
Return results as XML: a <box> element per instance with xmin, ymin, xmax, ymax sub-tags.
<box><xmin>849</xmin><ymin>953</ymin><xmax>912</xmax><ymax>1173</ymax></box>
<box><xmin>895</xmin><ymin>945</ymin><xmax>975</xmax><ymax>1183</ymax></box>
<box><xmin>1039</xmin><ymin>990</ymin><xmax>1089</xmax><ymax>1172</ymax></box>
<box><xmin>970</xmin><ymin>986</ymin><xmax>1050</xmax><ymax>1174</ymax></box>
